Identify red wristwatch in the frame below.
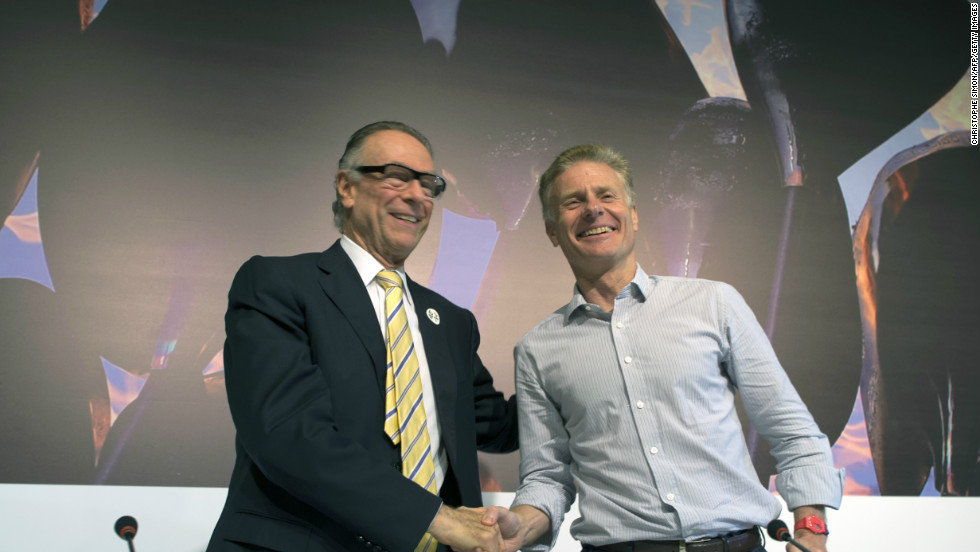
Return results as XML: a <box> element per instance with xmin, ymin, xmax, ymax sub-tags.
<box><xmin>794</xmin><ymin>516</ymin><xmax>829</xmax><ymax>535</ymax></box>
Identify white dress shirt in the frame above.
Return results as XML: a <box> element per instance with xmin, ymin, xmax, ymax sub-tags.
<box><xmin>340</xmin><ymin>235</ymin><xmax>447</xmax><ymax>492</ymax></box>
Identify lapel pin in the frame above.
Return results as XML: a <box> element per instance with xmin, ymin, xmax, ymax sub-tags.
<box><xmin>426</xmin><ymin>308</ymin><xmax>440</xmax><ymax>325</ymax></box>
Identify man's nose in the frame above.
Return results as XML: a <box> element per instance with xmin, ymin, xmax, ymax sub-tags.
<box><xmin>402</xmin><ymin>178</ymin><xmax>429</xmax><ymax>201</ymax></box>
<box><xmin>584</xmin><ymin>196</ymin><xmax>603</xmax><ymax>217</ymax></box>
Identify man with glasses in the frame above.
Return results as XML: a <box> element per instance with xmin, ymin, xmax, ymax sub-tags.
<box><xmin>208</xmin><ymin>121</ymin><xmax>518</xmax><ymax>552</ymax></box>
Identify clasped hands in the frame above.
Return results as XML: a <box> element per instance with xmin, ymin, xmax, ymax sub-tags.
<box><xmin>429</xmin><ymin>505</ymin><xmax>523</xmax><ymax>552</ymax></box>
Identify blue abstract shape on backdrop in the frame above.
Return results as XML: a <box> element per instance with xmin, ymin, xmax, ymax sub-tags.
<box><xmin>429</xmin><ymin>210</ymin><xmax>499</xmax><ymax>310</ymax></box>
<box><xmin>0</xmin><ymin>166</ymin><xmax>54</xmax><ymax>291</ymax></box>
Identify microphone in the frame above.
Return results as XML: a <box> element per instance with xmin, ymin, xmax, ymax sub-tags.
<box><xmin>767</xmin><ymin>519</ymin><xmax>812</xmax><ymax>552</ymax></box>
<box><xmin>114</xmin><ymin>515</ymin><xmax>138</xmax><ymax>552</ymax></box>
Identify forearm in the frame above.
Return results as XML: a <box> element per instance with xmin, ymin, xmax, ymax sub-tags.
<box><xmin>793</xmin><ymin>505</ymin><xmax>825</xmax><ymax>520</ymax></box>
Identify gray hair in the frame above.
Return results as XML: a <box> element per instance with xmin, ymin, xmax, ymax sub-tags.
<box><xmin>538</xmin><ymin>144</ymin><xmax>634</xmax><ymax>223</ymax></box>
<box><xmin>332</xmin><ymin>121</ymin><xmax>435</xmax><ymax>230</ymax></box>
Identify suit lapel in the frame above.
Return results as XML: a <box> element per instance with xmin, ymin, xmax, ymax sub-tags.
<box><xmin>409</xmin><ymin>279</ymin><xmax>459</xmax><ymax>459</ymax></box>
<box><xmin>316</xmin><ymin>242</ymin><xmax>388</xmax><ymax>389</ymax></box>
<box><xmin>315</xmin><ymin>243</ymin><xmax>459</xmax><ymax>453</ymax></box>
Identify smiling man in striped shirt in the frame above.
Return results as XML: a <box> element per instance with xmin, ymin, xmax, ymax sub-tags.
<box><xmin>484</xmin><ymin>144</ymin><xmax>843</xmax><ymax>552</ymax></box>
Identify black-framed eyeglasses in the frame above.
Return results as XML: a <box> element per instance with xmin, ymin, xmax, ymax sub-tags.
<box><xmin>353</xmin><ymin>163</ymin><xmax>447</xmax><ymax>199</ymax></box>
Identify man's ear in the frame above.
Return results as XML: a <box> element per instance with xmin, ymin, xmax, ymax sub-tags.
<box><xmin>545</xmin><ymin>221</ymin><xmax>559</xmax><ymax>247</ymax></box>
<box><xmin>336</xmin><ymin>170</ymin><xmax>356</xmax><ymax>208</ymax></box>
<box><xmin>631</xmin><ymin>204</ymin><xmax>638</xmax><ymax>231</ymax></box>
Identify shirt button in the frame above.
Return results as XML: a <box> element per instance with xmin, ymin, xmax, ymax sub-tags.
<box><xmin>666</xmin><ymin>493</ymin><xmax>675</xmax><ymax>501</ymax></box>
<box><xmin>624</xmin><ymin>356</ymin><xmax>632</xmax><ymax>364</ymax></box>
<box><xmin>636</xmin><ymin>401</ymin><xmax>645</xmax><ymax>409</ymax></box>
<box><xmin>649</xmin><ymin>446</ymin><xmax>658</xmax><ymax>454</ymax></box>
<box><xmin>616</xmin><ymin>322</ymin><xmax>624</xmax><ymax>329</ymax></box>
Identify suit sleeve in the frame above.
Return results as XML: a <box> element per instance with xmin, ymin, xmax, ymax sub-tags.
<box><xmin>223</xmin><ymin>256</ymin><xmax>442</xmax><ymax>550</ymax></box>
<box><xmin>466</xmin><ymin>309</ymin><xmax>519</xmax><ymax>454</ymax></box>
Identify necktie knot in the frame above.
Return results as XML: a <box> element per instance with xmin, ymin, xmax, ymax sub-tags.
<box><xmin>376</xmin><ymin>270</ymin><xmax>403</xmax><ymax>291</ymax></box>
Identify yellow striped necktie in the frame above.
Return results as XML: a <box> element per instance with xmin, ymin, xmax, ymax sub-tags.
<box><xmin>376</xmin><ymin>270</ymin><xmax>438</xmax><ymax>552</ymax></box>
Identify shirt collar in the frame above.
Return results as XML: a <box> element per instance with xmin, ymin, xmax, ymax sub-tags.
<box><xmin>563</xmin><ymin>263</ymin><xmax>652</xmax><ymax>322</ymax></box>
<box><xmin>340</xmin><ymin>235</ymin><xmax>415</xmax><ymax>307</ymax></box>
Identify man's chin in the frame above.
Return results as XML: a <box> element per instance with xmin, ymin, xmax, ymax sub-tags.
<box><xmin>385</xmin><ymin>239</ymin><xmax>425</xmax><ymax>263</ymax></box>
<box><xmin>566</xmin><ymin>247</ymin><xmax>631</xmax><ymax>269</ymax></box>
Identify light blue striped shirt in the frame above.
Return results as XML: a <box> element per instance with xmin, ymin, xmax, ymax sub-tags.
<box><xmin>513</xmin><ymin>265</ymin><xmax>844</xmax><ymax>549</ymax></box>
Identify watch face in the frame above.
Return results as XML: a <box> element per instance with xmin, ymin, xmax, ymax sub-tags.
<box><xmin>796</xmin><ymin>516</ymin><xmax>828</xmax><ymax>534</ymax></box>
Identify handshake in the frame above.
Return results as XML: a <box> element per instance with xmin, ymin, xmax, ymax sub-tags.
<box><xmin>429</xmin><ymin>504</ymin><xmax>547</xmax><ymax>552</ymax></box>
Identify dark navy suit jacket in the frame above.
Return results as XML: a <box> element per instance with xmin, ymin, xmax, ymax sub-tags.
<box><xmin>207</xmin><ymin>240</ymin><xmax>518</xmax><ymax>551</ymax></box>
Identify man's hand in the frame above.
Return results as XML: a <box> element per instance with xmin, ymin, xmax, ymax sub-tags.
<box><xmin>479</xmin><ymin>504</ymin><xmax>552</xmax><ymax>552</ymax></box>
<box><xmin>480</xmin><ymin>506</ymin><xmax>523</xmax><ymax>552</ymax></box>
<box><xmin>428</xmin><ymin>505</ymin><xmax>504</xmax><ymax>552</ymax></box>
<box><xmin>787</xmin><ymin>530</ymin><xmax>827</xmax><ymax>552</ymax></box>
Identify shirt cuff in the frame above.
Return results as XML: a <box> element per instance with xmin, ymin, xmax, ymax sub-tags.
<box><xmin>776</xmin><ymin>465</ymin><xmax>846</xmax><ymax>510</ymax></box>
